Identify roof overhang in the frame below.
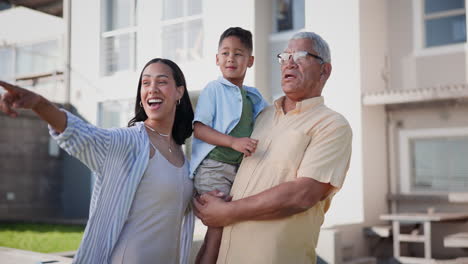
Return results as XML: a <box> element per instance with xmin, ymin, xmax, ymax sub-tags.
<box><xmin>0</xmin><ymin>0</ymin><xmax>62</xmax><ymax>17</ymax></box>
<box><xmin>362</xmin><ymin>84</ymin><xmax>468</xmax><ymax>105</ymax></box>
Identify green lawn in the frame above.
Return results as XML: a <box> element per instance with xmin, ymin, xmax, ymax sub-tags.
<box><xmin>0</xmin><ymin>223</ymin><xmax>85</xmax><ymax>253</ymax></box>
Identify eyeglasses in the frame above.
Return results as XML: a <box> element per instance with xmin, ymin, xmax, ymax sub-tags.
<box><xmin>277</xmin><ymin>51</ymin><xmax>324</xmax><ymax>65</ymax></box>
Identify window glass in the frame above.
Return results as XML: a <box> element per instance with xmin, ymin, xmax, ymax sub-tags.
<box><xmin>99</xmin><ymin>99</ymin><xmax>133</xmax><ymax>128</ymax></box>
<box><xmin>425</xmin><ymin>15</ymin><xmax>466</xmax><ymax>47</ymax></box>
<box><xmin>275</xmin><ymin>0</ymin><xmax>304</xmax><ymax>32</ymax></box>
<box><xmin>102</xmin><ymin>0</ymin><xmax>136</xmax><ymax>75</ymax></box>
<box><xmin>104</xmin><ymin>33</ymin><xmax>135</xmax><ymax>75</ymax></box>
<box><xmin>0</xmin><ymin>47</ymin><xmax>14</xmax><ymax>80</ymax></box>
<box><xmin>162</xmin><ymin>23</ymin><xmax>184</xmax><ymax>62</ymax></box>
<box><xmin>187</xmin><ymin>20</ymin><xmax>203</xmax><ymax>60</ymax></box>
<box><xmin>292</xmin><ymin>0</ymin><xmax>305</xmax><ymax>30</ymax></box>
<box><xmin>425</xmin><ymin>0</ymin><xmax>464</xmax><ymax>14</ymax></box>
<box><xmin>423</xmin><ymin>0</ymin><xmax>466</xmax><ymax>47</ymax></box>
<box><xmin>276</xmin><ymin>0</ymin><xmax>293</xmax><ymax>31</ymax></box>
<box><xmin>411</xmin><ymin>136</ymin><xmax>468</xmax><ymax>192</ymax></box>
<box><xmin>104</xmin><ymin>0</ymin><xmax>133</xmax><ymax>31</ymax></box>
<box><xmin>161</xmin><ymin>0</ymin><xmax>203</xmax><ymax>63</ymax></box>
<box><xmin>16</xmin><ymin>40</ymin><xmax>59</xmax><ymax>76</ymax></box>
<box><xmin>188</xmin><ymin>0</ymin><xmax>202</xmax><ymax>16</ymax></box>
<box><xmin>163</xmin><ymin>0</ymin><xmax>184</xmax><ymax>20</ymax></box>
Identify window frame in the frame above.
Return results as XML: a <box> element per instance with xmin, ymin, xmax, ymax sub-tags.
<box><xmin>100</xmin><ymin>0</ymin><xmax>137</xmax><ymax>76</ymax></box>
<box><xmin>413</xmin><ymin>0</ymin><xmax>467</xmax><ymax>57</ymax></box>
<box><xmin>399</xmin><ymin>126</ymin><xmax>468</xmax><ymax>195</ymax></box>
<box><xmin>160</xmin><ymin>0</ymin><xmax>203</xmax><ymax>63</ymax></box>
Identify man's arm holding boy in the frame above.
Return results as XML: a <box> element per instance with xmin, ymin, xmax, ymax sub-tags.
<box><xmin>194</xmin><ymin>122</ymin><xmax>352</xmax><ymax>227</ymax></box>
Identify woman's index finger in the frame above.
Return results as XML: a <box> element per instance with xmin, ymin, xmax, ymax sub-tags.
<box><xmin>0</xmin><ymin>81</ymin><xmax>18</xmax><ymax>93</ymax></box>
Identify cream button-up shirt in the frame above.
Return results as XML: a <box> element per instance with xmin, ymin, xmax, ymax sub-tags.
<box><xmin>217</xmin><ymin>96</ymin><xmax>352</xmax><ymax>264</ymax></box>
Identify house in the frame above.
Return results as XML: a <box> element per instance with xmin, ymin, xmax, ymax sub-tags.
<box><xmin>0</xmin><ymin>5</ymin><xmax>90</xmax><ymax>221</ymax></box>
<box><xmin>2</xmin><ymin>0</ymin><xmax>467</xmax><ymax>262</ymax></box>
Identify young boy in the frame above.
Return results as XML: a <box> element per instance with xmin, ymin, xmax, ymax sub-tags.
<box><xmin>190</xmin><ymin>27</ymin><xmax>268</xmax><ymax>263</ymax></box>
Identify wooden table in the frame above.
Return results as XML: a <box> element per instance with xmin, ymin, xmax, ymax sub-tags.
<box><xmin>448</xmin><ymin>193</ymin><xmax>468</xmax><ymax>203</ymax></box>
<box><xmin>444</xmin><ymin>232</ymin><xmax>468</xmax><ymax>248</ymax></box>
<box><xmin>380</xmin><ymin>212</ymin><xmax>468</xmax><ymax>264</ymax></box>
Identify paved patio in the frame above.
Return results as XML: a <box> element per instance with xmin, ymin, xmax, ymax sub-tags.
<box><xmin>0</xmin><ymin>247</ymin><xmax>73</xmax><ymax>264</ymax></box>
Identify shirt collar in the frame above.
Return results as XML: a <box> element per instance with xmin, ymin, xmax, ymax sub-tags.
<box><xmin>217</xmin><ymin>76</ymin><xmax>243</xmax><ymax>89</ymax></box>
<box><xmin>274</xmin><ymin>96</ymin><xmax>324</xmax><ymax>114</ymax></box>
<box><xmin>136</xmin><ymin>121</ymin><xmax>145</xmax><ymax>132</ymax></box>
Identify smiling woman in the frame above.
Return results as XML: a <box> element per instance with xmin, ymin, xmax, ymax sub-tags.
<box><xmin>0</xmin><ymin>58</ymin><xmax>195</xmax><ymax>264</ymax></box>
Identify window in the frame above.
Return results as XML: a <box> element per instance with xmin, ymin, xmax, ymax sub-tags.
<box><xmin>274</xmin><ymin>0</ymin><xmax>305</xmax><ymax>32</ymax></box>
<box><xmin>399</xmin><ymin>127</ymin><xmax>468</xmax><ymax>194</ymax></box>
<box><xmin>98</xmin><ymin>99</ymin><xmax>134</xmax><ymax>128</ymax></box>
<box><xmin>0</xmin><ymin>46</ymin><xmax>14</xmax><ymax>80</ymax></box>
<box><xmin>269</xmin><ymin>0</ymin><xmax>305</xmax><ymax>99</ymax></box>
<box><xmin>161</xmin><ymin>0</ymin><xmax>203</xmax><ymax>63</ymax></box>
<box><xmin>101</xmin><ymin>0</ymin><xmax>137</xmax><ymax>76</ymax></box>
<box><xmin>0</xmin><ymin>40</ymin><xmax>61</xmax><ymax>80</ymax></box>
<box><xmin>423</xmin><ymin>0</ymin><xmax>466</xmax><ymax>47</ymax></box>
<box><xmin>16</xmin><ymin>40</ymin><xmax>59</xmax><ymax>77</ymax></box>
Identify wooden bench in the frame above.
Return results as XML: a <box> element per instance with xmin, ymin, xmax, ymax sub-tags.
<box><xmin>363</xmin><ymin>225</ymin><xmax>392</xmax><ymax>238</ymax></box>
<box><xmin>433</xmin><ymin>257</ymin><xmax>468</xmax><ymax>264</ymax></box>
<box><xmin>444</xmin><ymin>232</ymin><xmax>468</xmax><ymax>248</ymax></box>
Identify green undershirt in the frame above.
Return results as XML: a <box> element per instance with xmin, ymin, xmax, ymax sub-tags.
<box><xmin>207</xmin><ymin>87</ymin><xmax>254</xmax><ymax>165</ymax></box>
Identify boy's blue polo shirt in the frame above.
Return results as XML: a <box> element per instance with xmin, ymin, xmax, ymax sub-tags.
<box><xmin>190</xmin><ymin>76</ymin><xmax>268</xmax><ymax>178</ymax></box>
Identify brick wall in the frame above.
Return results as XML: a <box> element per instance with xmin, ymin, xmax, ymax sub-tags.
<box><xmin>0</xmin><ymin>109</ymin><xmax>63</xmax><ymax>220</ymax></box>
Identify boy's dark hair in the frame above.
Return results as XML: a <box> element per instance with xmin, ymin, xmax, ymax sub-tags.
<box><xmin>218</xmin><ymin>27</ymin><xmax>253</xmax><ymax>53</ymax></box>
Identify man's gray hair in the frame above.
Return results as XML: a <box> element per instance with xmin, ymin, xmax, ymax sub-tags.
<box><xmin>291</xmin><ymin>32</ymin><xmax>331</xmax><ymax>63</ymax></box>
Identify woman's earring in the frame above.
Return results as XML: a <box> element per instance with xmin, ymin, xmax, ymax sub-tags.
<box><xmin>177</xmin><ymin>99</ymin><xmax>181</xmax><ymax>105</ymax></box>
<box><xmin>139</xmin><ymin>101</ymin><xmax>143</xmax><ymax>108</ymax></box>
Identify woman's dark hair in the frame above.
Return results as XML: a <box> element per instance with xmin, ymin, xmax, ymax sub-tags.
<box><xmin>128</xmin><ymin>58</ymin><xmax>194</xmax><ymax>145</ymax></box>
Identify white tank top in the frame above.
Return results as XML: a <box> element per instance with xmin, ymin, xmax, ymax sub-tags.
<box><xmin>110</xmin><ymin>148</ymin><xmax>193</xmax><ymax>264</ymax></box>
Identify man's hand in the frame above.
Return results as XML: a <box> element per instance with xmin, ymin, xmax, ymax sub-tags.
<box><xmin>0</xmin><ymin>80</ymin><xmax>42</xmax><ymax>117</ymax></box>
<box><xmin>193</xmin><ymin>192</ymin><xmax>234</xmax><ymax>227</ymax></box>
<box><xmin>231</xmin><ymin>137</ymin><xmax>258</xmax><ymax>157</ymax></box>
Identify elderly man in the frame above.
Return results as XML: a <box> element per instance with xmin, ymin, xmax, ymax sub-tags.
<box><xmin>194</xmin><ymin>31</ymin><xmax>352</xmax><ymax>264</ymax></box>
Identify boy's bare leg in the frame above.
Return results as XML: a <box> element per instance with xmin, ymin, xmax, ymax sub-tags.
<box><xmin>195</xmin><ymin>236</ymin><xmax>207</xmax><ymax>264</ymax></box>
<box><xmin>197</xmin><ymin>226</ymin><xmax>223</xmax><ymax>264</ymax></box>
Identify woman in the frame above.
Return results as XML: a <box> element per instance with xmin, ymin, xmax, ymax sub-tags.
<box><xmin>0</xmin><ymin>58</ymin><xmax>195</xmax><ymax>264</ymax></box>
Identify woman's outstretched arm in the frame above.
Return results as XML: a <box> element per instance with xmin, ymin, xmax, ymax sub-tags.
<box><xmin>0</xmin><ymin>80</ymin><xmax>66</xmax><ymax>133</ymax></box>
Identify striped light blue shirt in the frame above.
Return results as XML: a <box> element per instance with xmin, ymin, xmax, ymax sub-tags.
<box><xmin>49</xmin><ymin>110</ymin><xmax>194</xmax><ymax>264</ymax></box>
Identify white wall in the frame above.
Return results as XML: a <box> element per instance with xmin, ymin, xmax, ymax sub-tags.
<box><xmin>359</xmin><ymin>0</ymin><xmax>389</xmax><ymax>225</ymax></box>
<box><xmin>69</xmin><ymin>0</ymin><xmax>101</xmax><ymax>123</ymax></box>
<box><xmin>306</xmin><ymin>0</ymin><xmax>364</xmax><ymax>227</ymax></box>
<box><xmin>310</xmin><ymin>0</ymin><xmax>389</xmax><ymax>258</ymax></box>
